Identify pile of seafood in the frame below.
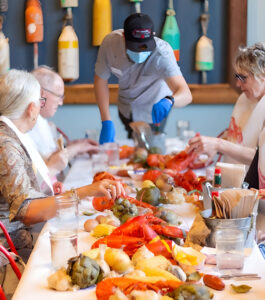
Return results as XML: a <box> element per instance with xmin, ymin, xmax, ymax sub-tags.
<box><xmin>47</xmin><ymin>169</ymin><xmax>230</xmax><ymax>300</ymax></box>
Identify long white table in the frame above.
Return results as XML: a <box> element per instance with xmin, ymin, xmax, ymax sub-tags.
<box><xmin>12</xmin><ymin>203</ymin><xmax>265</xmax><ymax>300</ymax></box>
<box><xmin>12</xmin><ymin>139</ymin><xmax>265</xmax><ymax>299</ymax></box>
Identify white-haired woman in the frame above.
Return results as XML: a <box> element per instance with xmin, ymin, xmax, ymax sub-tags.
<box><xmin>188</xmin><ymin>43</ymin><xmax>265</xmax><ymax>165</ymax></box>
<box><xmin>0</xmin><ymin>70</ymin><xmax>124</xmax><ymax>253</ymax></box>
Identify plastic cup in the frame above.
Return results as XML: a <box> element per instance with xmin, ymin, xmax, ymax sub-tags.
<box><xmin>216</xmin><ymin>228</ymin><xmax>245</xmax><ymax>272</ymax></box>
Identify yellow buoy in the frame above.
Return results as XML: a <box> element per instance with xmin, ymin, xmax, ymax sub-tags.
<box><xmin>92</xmin><ymin>0</ymin><xmax>112</xmax><ymax>46</ymax></box>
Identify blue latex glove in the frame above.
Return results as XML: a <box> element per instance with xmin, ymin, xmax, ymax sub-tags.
<box><xmin>152</xmin><ymin>98</ymin><xmax>173</xmax><ymax>124</ymax></box>
<box><xmin>99</xmin><ymin>120</ymin><xmax>115</xmax><ymax>144</ymax></box>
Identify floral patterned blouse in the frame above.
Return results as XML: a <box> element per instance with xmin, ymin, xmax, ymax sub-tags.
<box><xmin>0</xmin><ymin>122</ymin><xmax>49</xmax><ymax>231</ymax></box>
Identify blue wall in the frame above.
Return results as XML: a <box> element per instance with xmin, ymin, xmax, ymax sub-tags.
<box><xmin>2</xmin><ymin>0</ymin><xmax>232</xmax><ymax>140</ymax></box>
<box><xmin>52</xmin><ymin>104</ymin><xmax>234</xmax><ymax>141</ymax></box>
<box><xmin>3</xmin><ymin>0</ymin><xmax>227</xmax><ymax>84</ymax></box>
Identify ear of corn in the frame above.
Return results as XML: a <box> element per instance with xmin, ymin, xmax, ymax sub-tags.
<box><xmin>91</xmin><ymin>224</ymin><xmax>116</xmax><ymax>237</ymax></box>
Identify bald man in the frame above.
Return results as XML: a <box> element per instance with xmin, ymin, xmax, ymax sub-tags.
<box><xmin>27</xmin><ymin>66</ymin><xmax>99</xmax><ymax>176</ymax></box>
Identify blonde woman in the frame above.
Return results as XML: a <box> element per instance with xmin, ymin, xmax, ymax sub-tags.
<box><xmin>0</xmin><ymin>70</ymin><xmax>124</xmax><ymax>247</ymax></box>
<box><xmin>188</xmin><ymin>43</ymin><xmax>265</xmax><ymax>165</ymax></box>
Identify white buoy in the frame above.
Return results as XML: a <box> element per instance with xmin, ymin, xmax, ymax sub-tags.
<box><xmin>58</xmin><ymin>24</ymin><xmax>79</xmax><ymax>82</ymax></box>
<box><xmin>0</xmin><ymin>30</ymin><xmax>9</xmax><ymax>75</ymax></box>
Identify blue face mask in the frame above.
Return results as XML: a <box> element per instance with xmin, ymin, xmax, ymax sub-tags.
<box><xmin>126</xmin><ymin>49</ymin><xmax>152</xmax><ymax>64</ymax></box>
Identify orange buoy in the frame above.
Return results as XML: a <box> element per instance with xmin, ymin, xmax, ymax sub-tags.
<box><xmin>25</xmin><ymin>0</ymin><xmax>43</xmax><ymax>43</ymax></box>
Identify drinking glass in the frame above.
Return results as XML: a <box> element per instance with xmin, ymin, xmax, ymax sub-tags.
<box><xmin>55</xmin><ymin>190</ymin><xmax>79</xmax><ymax>221</ymax></box>
<box><xmin>182</xmin><ymin>130</ymin><xmax>196</xmax><ymax>145</ymax></box>
<box><xmin>85</xmin><ymin>129</ymin><xmax>98</xmax><ymax>141</ymax></box>
<box><xmin>50</xmin><ymin>228</ymin><xmax>78</xmax><ymax>269</ymax></box>
<box><xmin>91</xmin><ymin>152</ymin><xmax>108</xmax><ymax>173</ymax></box>
<box><xmin>177</xmin><ymin>120</ymin><xmax>190</xmax><ymax>139</ymax></box>
<box><xmin>50</xmin><ymin>190</ymin><xmax>79</xmax><ymax>269</ymax></box>
<box><xmin>216</xmin><ymin>228</ymin><xmax>245</xmax><ymax>272</ymax></box>
<box><xmin>102</xmin><ymin>142</ymin><xmax>119</xmax><ymax>166</ymax></box>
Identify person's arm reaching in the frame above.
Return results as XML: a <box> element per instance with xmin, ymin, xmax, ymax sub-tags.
<box><xmin>188</xmin><ymin>135</ymin><xmax>256</xmax><ymax>165</ymax></box>
<box><xmin>23</xmin><ymin>179</ymin><xmax>125</xmax><ymax>225</ymax></box>
<box><xmin>165</xmin><ymin>75</ymin><xmax>192</xmax><ymax>107</ymax></box>
<box><xmin>152</xmin><ymin>75</ymin><xmax>192</xmax><ymax>124</ymax></box>
<box><xmin>94</xmin><ymin>75</ymin><xmax>115</xmax><ymax>144</ymax></box>
<box><xmin>94</xmin><ymin>74</ymin><xmax>111</xmax><ymax>121</ymax></box>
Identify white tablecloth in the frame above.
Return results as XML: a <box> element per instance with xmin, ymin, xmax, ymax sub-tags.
<box><xmin>12</xmin><ymin>139</ymin><xmax>265</xmax><ymax>299</ymax></box>
<box><xmin>12</xmin><ymin>212</ymin><xmax>265</xmax><ymax>300</ymax></box>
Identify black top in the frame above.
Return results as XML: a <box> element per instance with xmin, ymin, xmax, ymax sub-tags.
<box><xmin>245</xmin><ymin>148</ymin><xmax>259</xmax><ymax>189</ymax></box>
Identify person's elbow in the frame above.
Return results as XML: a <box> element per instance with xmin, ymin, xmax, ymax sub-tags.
<box><xmin>185</xmin><ymin>89</ymin><xmax>193</xmax><ymax>105</ymax></box>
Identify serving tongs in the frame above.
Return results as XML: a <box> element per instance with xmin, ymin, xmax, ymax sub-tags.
<box><xmin>220</xmin><ymin>273</ymin><xmax>261</xmax><ymax>280</ymax></box>
<box><xmin>129</xmin><ymin>121</ymin><xmax>152</xmax><ymax>151</ymax></box>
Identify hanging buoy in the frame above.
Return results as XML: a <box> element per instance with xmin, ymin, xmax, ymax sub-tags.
<box><xmin>25</xmin><ymin>0</ymin><xmax>43</xmax><ymax>69</ymax></box>
<box><xmin>161</xmin><ymin>0</ymin><xmax>180</xmax><ymax>61</ymax></box>
<box><xmin>195</xmin><ymin>11</ymin><xmax>214</xmax><ymax>83</ymax></box>
<box><xmin>25</xmin><ymin>0</ymin><xmax>43</xmax><ymax>43</ymax></box>
<box><xmin>60</xmin><ymin>0</ymin><xmax>78</xmax><ymax>8</ymax></box>
<box><xmin>0</xmin><ymin>30</ymin><xmax>9</xmax><ymax>75</ymax></box>
<box><xmin>195</xmin><ymin>35</ymin><xmax>214</xmax><ymax>72</ymax></box>
<box><xmin>0</xmin><ymin>0</ymin><xmax>8</xmax><ymax>12</ymax></box>
<box><xmin>129</xmin><ymin>0</ymin><xmax>143</xmax><ymax>13</ymax></box>
<box><xmin>58</xmin><ymin>25</ymin><xmax>79</xmax><ymax>82</ymax></box>
<box><xmin>92</xmin><ymin>0</ymin><xmax>112</xmax><ymax>46</ymax></box>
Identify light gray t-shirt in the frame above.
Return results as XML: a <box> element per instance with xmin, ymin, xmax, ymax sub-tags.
<box><xmin>95</xmin><ymin>29</ymin><xmax>182</xmax><ymax>123</ymax></box>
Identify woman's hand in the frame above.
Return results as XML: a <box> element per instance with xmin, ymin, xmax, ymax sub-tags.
<box><xmin>46</xmin><ymin>149</ymin><xmax>69</xmax><ymax>175</ymax></box>
<box><xmin>88</xmin><ymin>179</ymin><xmax>125</xmax><ymax>199</ymax></box>
<box><xmin>188</xmin><ymin>135</ymin><xmax>219</xmax><ymax>164</ymax></box>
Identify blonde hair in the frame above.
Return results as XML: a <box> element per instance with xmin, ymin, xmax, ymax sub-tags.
<box><xmin>234</xmin><ymin>42</ymin><xmax>265</xmax><ymax>79</ymax></box>
<box><xmin>0</xmin><ymin>69</ymin><xmax>40</xmax><ymax>119</ymax></box>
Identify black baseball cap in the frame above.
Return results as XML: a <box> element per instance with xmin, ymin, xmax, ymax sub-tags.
<box><xmin>124</xmin><ymin>13</ymin><xmax>156</xmax><ymax>52</ymax></box>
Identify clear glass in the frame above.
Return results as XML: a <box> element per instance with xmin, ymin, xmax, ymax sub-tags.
<box><xmin>50</xmin><ymin>229</ymin><xmax>78</xmax><ymax>269</ymax></box>
<box><xmin>176</xmin><ymin>120</ymin><xmax>190</xmax><ymax>139</ymax></box>
<box><xmin>216</xmin><ymin>228</ymin><xmax>245</xmax><ymax>272</ymax></box>
<box><xmin>55</xmin><ymin>190</ymin><xmax>79</xmax><ymax>221</ymax></box>
<box><xmin>91</xmin><ymin>152</ymin><xmax>108</xmax><ymax>173</ymax></box>
<box><xmin>102</xmin><ymin>142</ymin><xmax>119</xmax><ymax>166</ymax></box>
<box><xmin>182</xmin><ymin>130</ymin><xmax>196</xmax><ymax>145</ymax></box>
<box><xmin>85</xmin><ymin>129</ymin><xmax>98</xmax><ymax>141</ymax></box>
<box><xmin>149</xmin><ymin>133</ymin><xmax>166</xmax><ymax>154</ymax></box>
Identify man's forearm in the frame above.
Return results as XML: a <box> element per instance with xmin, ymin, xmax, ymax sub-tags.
<box><xmin>94</xmin><ymin>75</ymin><xmax>111</xmax><ymax>121</ymax></box>
<box><xmin>166</xmin><ymin>75</ymin><xmax>192</xmax><ymax>108</ymax></box>
<box><xmin>218</xmin><ymin>139</ymin><xmax>256</xmax><ymax>165</ymax></box>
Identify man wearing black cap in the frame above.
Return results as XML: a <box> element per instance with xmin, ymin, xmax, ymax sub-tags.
<box><xmin>94</xmin><ymin>13</ymin><xmax>192</xmax><ymax>144</ymax></box>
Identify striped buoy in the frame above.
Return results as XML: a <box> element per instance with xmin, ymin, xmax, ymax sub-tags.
<box><xmin>0</xmin><ymin>0</ymin><xmax>8</xmax><ymax>13</ymax></box>
<box><xmin>58</xmin><ymin>25</ymin><xmax>79</xmax><ymax>82</ymax></box>
<box><xmin>161</xmin><ymin>0</ymin><xmax>180</xmax><ymax>61</ymax></box>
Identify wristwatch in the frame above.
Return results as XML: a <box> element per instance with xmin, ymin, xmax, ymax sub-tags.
<box><xmin>165</xmin><ymin>95</ymin><xmax>175</xmax><ymax>105</ymax></box>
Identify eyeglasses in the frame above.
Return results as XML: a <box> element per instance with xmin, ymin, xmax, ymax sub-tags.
<box><xmin>39</xmin><ymin>96</ymin><xmax>47</xmax><ymax>108</ymax></box>
<box><xmin>234</xmin><ymin>73</ymin><xmax>248</xmax><ymax>83</ymax></box>
<box><xmin>42</xmin><ymin>87</ymin><xmax>64</xmax><ymax>101</ymax></box>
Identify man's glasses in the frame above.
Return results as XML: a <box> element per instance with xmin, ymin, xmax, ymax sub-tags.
<box><xmin>42</xmin><ymin>87</ymin><xmax>64</xmax><ymax>101</ymax></box>
<box><xmin>39</xmin><ymin>96</ymin><xmax>47</xmax><ymax>108</ymax></box>
<box><xmin>234</xmin><ymin>73</ymin><xmax>248</xmax><ymax>83</ymax></box>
